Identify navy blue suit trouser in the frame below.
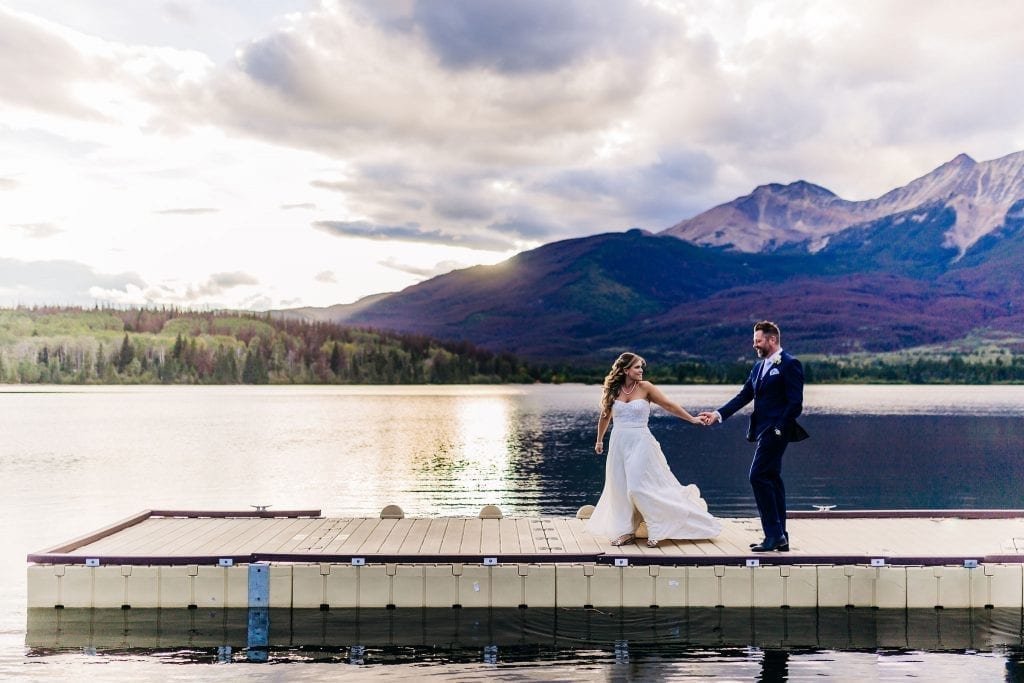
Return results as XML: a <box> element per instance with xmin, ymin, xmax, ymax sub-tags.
<box><xmin>750</xmin><ymin>432</ymin><xmax>788</xmax><ymax>539</ymax></box>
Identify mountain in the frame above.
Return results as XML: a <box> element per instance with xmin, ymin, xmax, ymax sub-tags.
<box><xmin>341</xmin><ymin>229</ymin><xmax>832</xmax><ymax>360</ymax></box>
<box><xmin>660</xmin><ymin>180</ymin><xmax>861</xmax><ymax>252</ymax></box>
<box><xmin>273</xmin><ymin>292</ymin><xmax>391</xmax><ymax>324</ymax></box>
<box><xmin>663</xmin><ymin>151</ymin><xmax>1024</xmax><ymax>257</ymax></box>
<box><xmin>323</xmin><ymin>151</ymin><xmax>1024</xmax><ymax>363</ymax></box>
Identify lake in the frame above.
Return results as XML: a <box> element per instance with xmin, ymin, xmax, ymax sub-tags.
<box><xmin>2</xmin><ymin>384</ymin><xmax>1023</xmax><ymax>680</ymax></box>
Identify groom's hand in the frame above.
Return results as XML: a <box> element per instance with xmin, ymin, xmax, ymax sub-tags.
<box><xmin>698</xmin><ymin>411</ymin><xmax>719</xmax><ymax>425</ymax></box>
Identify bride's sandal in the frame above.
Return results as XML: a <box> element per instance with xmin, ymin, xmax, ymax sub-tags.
<box><xmin>645</xmin><ymin>538</ymin><xmax>660</xmax><ymax>548</ymax></box>
<box><xmin>610</xmin><ymin>534</ymin><xmax>635</xmax><ymax>547</ymax></box>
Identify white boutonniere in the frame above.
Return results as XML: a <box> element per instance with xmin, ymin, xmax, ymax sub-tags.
<box><xmin>772</xmin><ymin>357</ymin><xmax>782</xmax><ymax>367</ymax></box>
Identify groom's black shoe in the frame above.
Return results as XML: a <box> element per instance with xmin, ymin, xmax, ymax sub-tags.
<box><xmin>750</xmin><ymin>532</ymin><xmax>789</xmax><ymax>551</ymax></box>
<box><xmin>751</xmin><ymin>535</ymin><xmax>789</xmax><ymax>552</ymax></box>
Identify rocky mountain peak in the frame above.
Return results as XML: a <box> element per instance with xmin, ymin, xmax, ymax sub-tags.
<box><xmin>746</xmin><ymin>180</ymin><xmax>839</xmax><ymax>204</ymax></box>
<box><xmin>948</xmin><ymin>152</ymin><xmax>976</xmax><ymax>167</ymax></box>
<box><xmin>662</xmin><ymin>180</ymin><xmax>856</xmax><ymax>252</ymax></box>
<box><xmin>662</xmin><ymin>151</ymin><xmax>1024</xmax><ymax>256</ymax></box>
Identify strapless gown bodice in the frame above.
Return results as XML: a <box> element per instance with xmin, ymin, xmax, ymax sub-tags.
<box><xmin>611</xmin><ymin>399</ymin><xmax>649</xmax><ymax>428</ymax></box>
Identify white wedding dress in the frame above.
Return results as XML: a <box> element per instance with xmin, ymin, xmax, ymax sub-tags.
<box><xmin>586</xmin><ymin>399</ymin><xmax>721</xmax><ymax>541</ymax></box>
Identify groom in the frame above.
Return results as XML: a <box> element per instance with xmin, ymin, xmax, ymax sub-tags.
<box><xmin>700</xmin><ymin>321</ymin><xmax>808</xmax><ymax>552</ymax></box>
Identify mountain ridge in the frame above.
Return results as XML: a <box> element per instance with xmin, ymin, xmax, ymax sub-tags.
<box><xmin>289</xmin><ymin>150</ymin><xmax>1024</xmax><ymax>362</ymax></box>
<box><xmin>663</xmin><ymin>150</ymin><xmax>1024</xmax><ymax>256</ymax></box>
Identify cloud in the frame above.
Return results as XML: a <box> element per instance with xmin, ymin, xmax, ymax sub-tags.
<box><xmin>537</xmin><ymin>147</ymin><xmax>720</xmax><ymax>227</ymax></box>
<box><xmin>281</xmin><ymin>202</ymin><xmax>316</xmax><ymax>210</ymax></box>
<box><xmin>235</xmin><ymin>29</ymin><xmax>308</xmax><ymax>98</ymax></box>
<box><xmin>314</xmin><ymin>271</ymin><xmax>336</xmax><ymax>284</ymax></box>
<box><xmin>216</xmin><ymin>2</ymin><xmax>669</xmax><ymax>161</ymax></box>
<box><xmin>86</xmin><ymin>271</ymin><xmax>263</xmax><ymax>307</ymax></box>
<box><xmin>86</xmin><ymin>283</ymin><xmax>151</xmax><ymax>306</ymax></box>
<box><xmin>154</xmin><ymin>207</ymin><xmax>220</xmax><ymax>215</ymax></box>
<box><xmin>312</xmin><ymin>167</ymin><xmax>563</xmax><ymax>244</ymax></box>
<box><xmin>0</xmin><ymin>4</ymin><xmax>214</xmax><ymax>128</ymax></box>
<box><xmin>10</xmin><ymin>222</ymin><xmax>63</xmax><ymax>239</ymax></box>
<box><xmin>0</xmin><ymin>7</ymin><xmax>110</xmax><ymax>121</ymax></box>
<box><xmin>195</xmin><ymin>2</ymin><xmax>772</xmax><ymax>241</ymax></box>
<box><xmin>160</xmin><ymin>2</ymin><xmax>197</xmax><ymax>27</ymax></box>
<box><xmin>485</xmin><ymin>210</ymin><xmax>561</xmax><ymax>241</ymax></box>
<box><xmin>212</xmin><ymin>271</ymin><xmax>259</xmax><ymax>287</ymax></box>
<box><xmin>185</xmin><ymin>271</ymin><xmax>259</xmax><ymax>299</ymax></box>
<box><xmin>433</xmin><ymin>194</ymin><xmax>494</xmax><ymax>222</ymax></box>
<box><xmin>396</xmin><ymin>0</ymin><xmax>670</xmax><ymax>74</ymax></box>
<box><xmin>314</xmin><ymin>220</ymin><xmax>517</xmax><ymax>251</ymax></box>
<box><xmin>0</xmin><ymin>177</ymin><xmax>18</xmax><ymax>189</ymax></box>
<box><xmin>238</xmin><ymin>293</ymin><xmax>273</xmax><ymax>310</ymax></box>
<box><xmin>379</xmin><ymin>257</ymin><xmax>468</xmax><ymax>278</ymax></box>
<box><xmin>0</xmin><ymin>257</ymin><xmax>145</xmax><ymax>306</ymax></box>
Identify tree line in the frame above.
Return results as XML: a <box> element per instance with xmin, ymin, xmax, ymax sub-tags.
<box><xmin>545</xmin><ymin>355</ymin><xmax>1024</xmax><ymax>385</ymax></box>
<box><xmin>2</xmin><ymin>307</ymin><xmax>1022</xmax><ymax>385</ymax></box>
<box><xmin>0</xmin><ymin>307</ymin><xmax>536</xmax><ymax>385</ymax></box>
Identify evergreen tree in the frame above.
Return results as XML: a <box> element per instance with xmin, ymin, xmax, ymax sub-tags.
<box><xmin>172</xmin><ymin>333</ymin><xmax>185</xmax><ymax>360</ymax></box>
<box><xmin>95</xmin><ymin>342</ymin><xmax>107</xmax><ymax>378</ymax></box>
<box><xmin>116</xmin><ymin>333</ymin><xmax>134</xmax><ymax>372</ymax></box>
<box><xmin>329</xmin><ymin>342</ymin><xmax>342</xmax><ymax>376</ymax></box>
<box><xmin>212</xmin><ymin>345</ymin><xmax>239</xmax><ymax>383</ymax></box>
<box><xmin>242</xmin><ymin>347</ymin><xmax>269</xmax><ymax>384</ymax></box>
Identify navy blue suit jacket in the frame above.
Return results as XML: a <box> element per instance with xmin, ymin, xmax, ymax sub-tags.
<box><xmin>718</xmin><ymin>351</ymin><xmax>808</xmax><ymax>443</ymax></box>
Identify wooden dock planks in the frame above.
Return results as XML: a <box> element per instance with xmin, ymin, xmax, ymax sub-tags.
<box><xmin>417</xmin><ymin>518</ymin><xmax>451</xmax><ymax>555</ymax></box>
<box><xmin>28</xmin><ymin>509</ymin><xmax>1024</xmax><ymax>566</ymax></box>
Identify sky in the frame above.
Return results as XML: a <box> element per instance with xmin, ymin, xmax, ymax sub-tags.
<box><xmin>2</xmin><ymin>0</ymin><xmax>1023</xmax><ymax>311</ymax></box>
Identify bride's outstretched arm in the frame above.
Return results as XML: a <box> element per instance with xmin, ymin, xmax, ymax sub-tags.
<box><xmin>595</xmin><ymin>411</ymin><xmax>611</xmax><ymax>454</ymax></box>
<box><xmin>645</xmin><ymin>383</ymin><xmax>703</xmax><ymax>425</ymax></box>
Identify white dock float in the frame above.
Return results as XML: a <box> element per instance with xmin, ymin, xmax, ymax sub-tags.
<box><xmin>27</xmin><ymin>508</ymin><xmax>1024</xmax><ymax>610</ymax></box>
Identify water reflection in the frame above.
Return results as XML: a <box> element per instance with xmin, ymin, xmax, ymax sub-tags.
<box><xmin>25</xmin><ymin>607</ymin><xmax>1024</xmax><ymax>669</ymax></box>
<box><xmin>447</xmin><ymin>396</ymin><xmax>515</xmax><ymax>511</ymax></box>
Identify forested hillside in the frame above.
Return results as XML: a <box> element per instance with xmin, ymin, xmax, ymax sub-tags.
<box><xmin>0</xmin><ymin>307</ymin><xmax>537</xmax><ymax>384</ymax></box>
<box><xmin>2</xmin><ymin>307</ymin><xmax>1021</xmax><ymax>385</ymax></box>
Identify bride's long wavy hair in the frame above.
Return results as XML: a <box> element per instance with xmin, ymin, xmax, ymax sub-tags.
<box><xmin>600</xmin><ymin>352</ymin><xmax>645</xmax><ymax>418</ymax></box>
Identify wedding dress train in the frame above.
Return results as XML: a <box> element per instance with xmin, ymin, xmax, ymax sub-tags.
<box><xmin>586</xmin><ymin>399</ymin><xmax>721</xmax><ymax>542</ymax></box>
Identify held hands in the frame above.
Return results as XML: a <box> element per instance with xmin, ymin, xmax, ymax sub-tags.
<box><xmin>594</xmin><ymin>441</ymin><xmax>604</xmax><ymax>455</ymax></box>
<box><xmin>698</xmin><ymin>411</ymin><xmax>720</xmax><ymax>426</ymax></box>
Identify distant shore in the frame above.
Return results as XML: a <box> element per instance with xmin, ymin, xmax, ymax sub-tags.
<box><xmin>3</xmin><ymin>307</ymin><xmax>1023</xmax><ymax>385</ymax></box>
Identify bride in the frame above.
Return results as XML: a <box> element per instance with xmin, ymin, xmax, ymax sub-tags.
<box><xmin>587</xmin><ymin>352</ymin><xmax>721</xmax><ymax>547</ymax></box>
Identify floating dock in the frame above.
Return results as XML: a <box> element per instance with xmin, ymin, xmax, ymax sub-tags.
<box><xmin>27</xmin><ymin>508</ymin><xmax>1024</xmax><ymax>610</ymax></box>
